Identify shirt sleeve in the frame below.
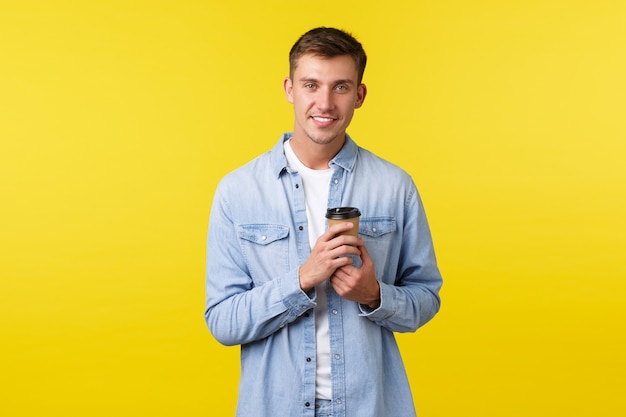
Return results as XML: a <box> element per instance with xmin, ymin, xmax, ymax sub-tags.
<box><xmin>204</xmin><ymin>184</ymin><xmax>316</xmax><ymax>346</ymax></box>
<box><xmin>357</xmin><ymin>185</ymin><xmax>443</xmax><ymax>332</ymax></box>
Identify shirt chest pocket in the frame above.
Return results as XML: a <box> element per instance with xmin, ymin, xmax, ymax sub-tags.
<box><xmin>237</xmin><ymin>224</ymin><xmax>290</xmax><ymax>286</ymax></box>
<box><xmin>359</xmin><ymin>217</ymin><xmax>396</xmax><ymax>238</ymax></box>
<box><xmin>358</xmin><ymin>217</ymin><xmax>396</xmax><ymax>273</ymax></box>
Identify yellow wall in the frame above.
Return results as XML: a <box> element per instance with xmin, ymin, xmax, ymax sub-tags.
<box><xmin>1</xmin><ymin>1</ymin><xmax>624</xmax><ymax>415</ymax></box>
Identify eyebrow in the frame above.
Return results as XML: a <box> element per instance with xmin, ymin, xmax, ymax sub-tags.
<box><xmin>299</xmin><ymin>78</ymin><xmax>355</xmax><ymax>85</ymax></box>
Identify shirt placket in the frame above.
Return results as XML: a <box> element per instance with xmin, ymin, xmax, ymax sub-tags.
<box><xmin>326</xmin><ymin>167</ymin><xmax>347</xmax><ymax>416</ymax></box>
<box><xmin>288</xmin><ymin>169</ymin><xmax>318</xmax><ymax>415</ymax></box>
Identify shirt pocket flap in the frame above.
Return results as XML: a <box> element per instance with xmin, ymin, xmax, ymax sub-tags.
<box><xmin>359</xmin><ymin>217</ymin><xmax>396</xmax><ymax>237</ymax></box>
<box><xmin>237</xmin><ymin>224</ymin><xmax>290</xmax><ymax>246</ymax></box>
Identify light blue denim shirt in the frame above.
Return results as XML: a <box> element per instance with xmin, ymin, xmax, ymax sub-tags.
<box><xmin>205</xmin><ymin>133</ymin><xmax>442</xmax><ymax>417</ymax></box>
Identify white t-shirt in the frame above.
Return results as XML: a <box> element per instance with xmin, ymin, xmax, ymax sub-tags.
<box><xmin>284</xmin><ymin>140</ymin><xmax>333</xmax><ymax>400</ymax></box>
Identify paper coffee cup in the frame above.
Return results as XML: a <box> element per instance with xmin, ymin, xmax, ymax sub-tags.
<box><xmin>326</xmin><ymin>207</ymin><xmax>361</xmax><ymax>237</ymax></box>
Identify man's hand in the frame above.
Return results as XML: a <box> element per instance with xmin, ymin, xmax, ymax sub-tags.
<box><xmin>330</xmin><ymin>242</ymin><xmax>380</xmax><ymax>308</ymax></box>
<box><xmin>299</xmin><ymin>222</ymin><xmax>362</xmax><ymax>292</ymax></box>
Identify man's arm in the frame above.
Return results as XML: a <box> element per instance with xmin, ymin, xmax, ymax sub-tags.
<box><xmin>341</xmin><ymin>189</ymin><xmax>442</xmax><ymax>333</ymax></box>
<box><xmin>204</xmin><ymin>188</ymin><xmax>315</xmax><ymax>346</ymax></box>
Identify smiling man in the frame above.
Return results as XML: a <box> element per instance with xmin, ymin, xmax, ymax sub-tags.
<box><xmin>205</xmin><ymin>27</ymin><xmax>443</xmax><ymax>417</ymax></box>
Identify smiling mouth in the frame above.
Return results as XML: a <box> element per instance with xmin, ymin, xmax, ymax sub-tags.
<box><xmin>312</xmin><ymin>116</ymin><xmax>337</xmax><ymax>123</ymax></box>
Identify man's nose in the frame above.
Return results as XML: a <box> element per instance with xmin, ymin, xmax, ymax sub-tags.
<box><xmin>316</xmin><ymin>88</ymin><xmax>333</xmax><ymax>111</ymax></box>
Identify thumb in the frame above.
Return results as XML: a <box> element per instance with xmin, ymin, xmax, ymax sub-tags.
<box><xmin>358</xmin><ymin>241</ymin><xmax>372</xmax><ymax>265</ymax></box>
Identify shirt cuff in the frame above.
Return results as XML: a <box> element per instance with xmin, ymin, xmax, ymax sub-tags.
<box><xmin>279</xmin><ymin>268</ymin><xmax>317</xmax><ymax>319</ymax></box>
<box><xmin>358</xmin><ymin>281</ymin><xmax>394</xmax><ymax>318</ymax></box>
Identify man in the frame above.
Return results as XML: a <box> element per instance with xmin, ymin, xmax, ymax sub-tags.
<box><xmin>205</xmin><ymin>27</ymin><xmax>442</xmax><ymax>417</ymax></box>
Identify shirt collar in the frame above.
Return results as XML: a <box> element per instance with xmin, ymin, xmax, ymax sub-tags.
<box><xmin>270</xmin><ymin>132</ymin><xmax>358</xmax><ymax>178</ymax></box>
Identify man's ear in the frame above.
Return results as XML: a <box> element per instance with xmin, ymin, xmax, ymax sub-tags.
<box><xmin>355</xmin><ymin>83</ymin><xmax>367</xmax><ymax>109</ymax></box>
<box><xmin>283</xmin><ymin>77</ymin><xmax>294</xmax><ymax>103</ymax></box>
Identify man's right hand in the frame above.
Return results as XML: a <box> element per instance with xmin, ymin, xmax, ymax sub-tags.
<box><xmin>298</xmin><ymin>222</ymin><xmax>363</xmax><ymax>292</ymax></box>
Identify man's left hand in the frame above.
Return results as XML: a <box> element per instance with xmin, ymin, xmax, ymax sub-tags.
<box><xmin>330</xmin><ymin>242</ymin><xmax>380</xmax><ymax>308</ymax></box>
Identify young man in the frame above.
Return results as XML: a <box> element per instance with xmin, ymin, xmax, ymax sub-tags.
<box><xmin>205</xmin><ymin>27</ymin><xmax>443</xmax><ymax>417</ymax></box>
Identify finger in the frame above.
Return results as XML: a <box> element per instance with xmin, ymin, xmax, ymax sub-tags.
<box><xmin>328</xmin><ymin>245</ymin><xmax>361</xmax><ymax>261</ymax></box>
<box><xmin>326</xmin><ymin>221</ymin><xmax>356</xmax><ymax>238</ymax></box>
<box><xmin>359</xmin><ymin>242</ymin><xmax>368</xmax><ymax>257</ymax></box>
<box><xmin>357</xmin><ymin>240</ymin><xmax>371</xmax><ymax>262</ymax></box>
<box><xmin>330</xmin><ymin>254</ymin><xmax>356</xmax><ymax>272</ymax></box>
<box><xmin>335</xmin><ymin>265</ymin><xmax>352</xmax><ymax>277</ymax></box>
<box><xmin>329</xmin><ymin>273</ymin><xmax>346</xmax><ymax>292</ymax></box>
<box><xmin>330</xmin><ymin>235</ymin><xmax>362</xmax><ymax>251</ymax></box>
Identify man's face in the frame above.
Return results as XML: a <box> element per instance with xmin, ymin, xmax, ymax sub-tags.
<box><xmin>284</xmin><ymin>53</ymin><xmax>366</xmax><ymax>147</ymax></box>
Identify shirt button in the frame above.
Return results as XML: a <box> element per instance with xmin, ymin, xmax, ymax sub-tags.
<box><xmin>295</xmin><ymin>184</ymin><xmax>300</xmax><ymax>188</ymax></box>
<box><xmin>261</xmin><ymin>235</ymin><xmax>267</xmax><ymax>241</ymax></box>
<box><xmin>305</xmin><ymin>402</ymin><xmax>310</xmax><ymax>407</ymax></box>
<box><xmin>336</xmin><ymin>399</ymin><xmax>342</xmax><ymax>404</ymax></box>
<box><xmin>372</xmin><ymin>227</ymin><xmax>377</xmax><ymax>233</ymax></box>
<box><xmin>334</xmin><ymin>354</ymin><xmax>341</xmax><ymax>360</ymax></box>
<box><xmin>298</xmin><ymin>226</ymin><xmax>303</xmax><ymax>231</ymax></box>
<box><xmin>306</xmin><ymin>357</ymin><xmax>312</xmax><ymax>362</ymax></box>
<box><xmin>334</xmin><ymin>179</ymin><xmax>339</xmax><ymax>184</ymax></box>
<box><xmin>332</xmin><ymin>309</ymin><xmax>338</xmax><ymax>315</ymax></box>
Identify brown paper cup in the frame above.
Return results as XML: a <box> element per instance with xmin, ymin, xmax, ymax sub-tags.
<box><xmin>326</xmin><ymin>207</ymin><xmax>360</xmax><ymax>237</ymax></box>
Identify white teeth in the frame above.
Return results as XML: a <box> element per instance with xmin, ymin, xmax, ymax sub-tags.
<box><xmin>314</xmin><ymin>117</ymin><xmax>334</xmax><ymax>122</ymax></box>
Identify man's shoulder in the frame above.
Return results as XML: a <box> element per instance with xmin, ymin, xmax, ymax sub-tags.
<box><xmin>220</xmin><ymin>134</ymin><xmax>288</xmax><ymax>185</ymax></box>
<box><xmin>219</xmin><ymin>150</ymin><xmax>274</xmax><ymax>186</ymax></box>
<box><xmin>357</xmin><ymin>146</ymin><xmax>412</xmax><ymax>180</ymax></box>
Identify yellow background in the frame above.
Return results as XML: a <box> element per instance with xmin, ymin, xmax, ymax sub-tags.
<box><xmin>1</xmin><ymin>0</ymin><xmax>624</xmax><ymax>415</ymax></box>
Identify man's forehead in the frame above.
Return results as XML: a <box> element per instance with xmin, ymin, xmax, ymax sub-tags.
<box><xmin>293</xmin><ymin>54</ymin><xmax>359</xmax><ymax>80</ymax></box>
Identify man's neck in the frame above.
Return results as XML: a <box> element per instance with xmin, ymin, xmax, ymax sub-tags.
<box><xmin>289</xmin><ymin>135</ymin><xmax>345</xmax><ymax>170</ymax></box>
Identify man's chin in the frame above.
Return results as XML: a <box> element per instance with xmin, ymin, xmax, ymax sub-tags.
<box><xmin>304</xmin><ymin>130</ymin><xmax>344</xmax><ymax>146</ymax></box>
